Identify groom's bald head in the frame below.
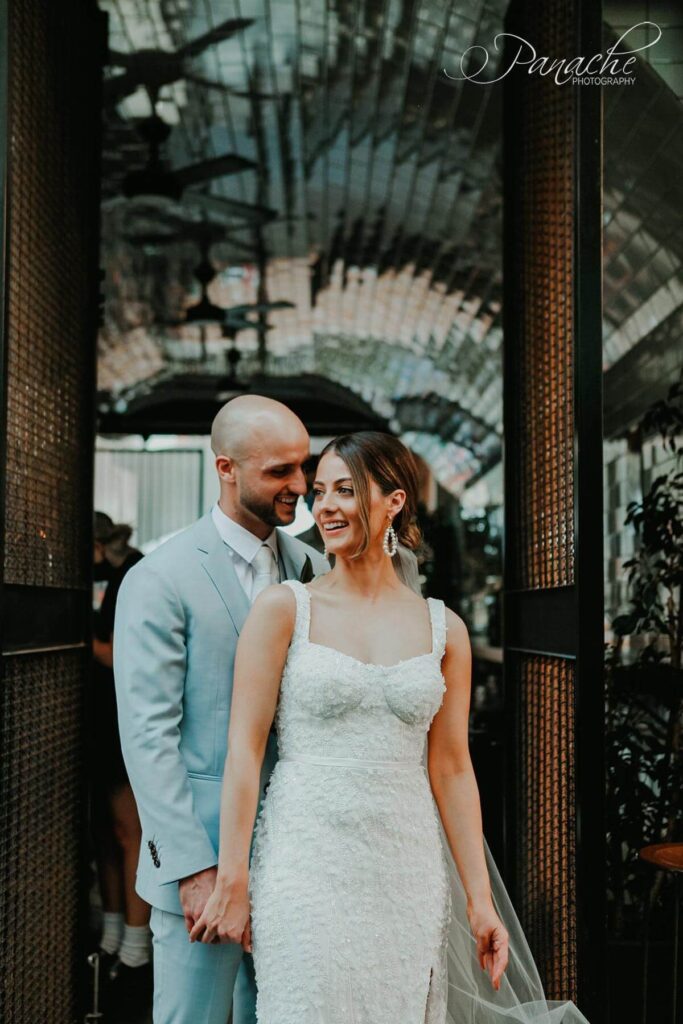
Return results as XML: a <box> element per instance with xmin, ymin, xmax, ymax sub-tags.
<box><xmin>211</xmin><ymin>394</ymin><xmax>307</xmax><ymax>461</ymax></box>
<box><xmin>211</xmin><ymin>395</ymin><xmax>310</xmax><ymax>536</ymax></box>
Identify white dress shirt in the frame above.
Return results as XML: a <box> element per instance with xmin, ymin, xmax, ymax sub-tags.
<box><xmin>211</xmin><ymin>502</ymin><xmax>281</xmax><ymax>601</ymax></box>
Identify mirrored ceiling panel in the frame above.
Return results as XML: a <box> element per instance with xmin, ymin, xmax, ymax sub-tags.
<box><xmin>98</xmin><ymin>1</ymin><xmax>683</xmax><ymax>491</ymax></box>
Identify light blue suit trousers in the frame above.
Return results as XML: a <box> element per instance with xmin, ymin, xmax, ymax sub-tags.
<box><xmin>151</xmin><ymin>908</ymin><xmax>260</xmax><ymax>1024</ymax></box>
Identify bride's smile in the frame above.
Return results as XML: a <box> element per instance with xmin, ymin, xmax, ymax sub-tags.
<box><xmin>312</xmin><ymin>450</ymin><xmax>405</xmax><ymax>564</ymax></box>
<box><xmin>311</xmin><ymin>459</ymin><xmax>363</xmax><ymax>557</ymax></box>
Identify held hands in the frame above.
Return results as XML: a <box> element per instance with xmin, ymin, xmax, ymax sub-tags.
<box><xmin>466</xmin><ymin>899</ymin><xmax>509</xmax><ymax>992</ymax></box>
<box><xmin>179</xmin><ymin>866</ymin><xmax>218</xmax><ymax>933</ymax></box>
<box><xmin>188</xmin><ymin>873</ymin><xmax>252</xmax><ymax>950</ymax></box>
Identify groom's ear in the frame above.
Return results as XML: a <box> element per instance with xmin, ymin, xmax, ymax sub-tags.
<box><xmin>216</xmin><ymin>454</ymin><xmax>237</xmax><ymax>482</ymax></box>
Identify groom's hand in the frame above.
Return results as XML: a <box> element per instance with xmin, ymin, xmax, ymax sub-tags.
<box><xmin>188</xmin><ymin>874</ymin><xmax>251</xmax><ymax>945</ymax></box>
<box><xmin>179</xmin><ymin>866</ymin><xmax>218</xmax><ymax>934</ymax></box>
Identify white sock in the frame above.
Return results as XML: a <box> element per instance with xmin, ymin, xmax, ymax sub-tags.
<box><xmin>100</xmin><ymin>911</ymin><xmax>124</xmax><ymax>955</ymax></box>
<box><xmin>118</xmin><ymin>923</ymin><xmax>151</xmax><ymax>968</ymax></box>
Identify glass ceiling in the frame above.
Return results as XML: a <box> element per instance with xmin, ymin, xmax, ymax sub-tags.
<box><xmin>97</xmin><ymin>0</ymin><xmax>683</xmax><ymax>494</ymax></box>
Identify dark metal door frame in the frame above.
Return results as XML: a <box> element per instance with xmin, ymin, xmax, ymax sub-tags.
<box><xmin>0</xmin><ymin>3</ymin><xmax>106</xmax><ymax>1021</ymax></box>
<box><xmin>502</xmin><ymin>0</ymin><xmax>605</xmax><ymax>1018</ymax></box>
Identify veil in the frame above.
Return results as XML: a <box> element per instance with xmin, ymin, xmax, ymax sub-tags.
<box><xmin>440</xmin><ymin>827</ymin><xmax>591</xmax><ymax>1023</ymax></box>
<box><xmin>398</xmin><ymin>546</ymin><xmax>591</xmax><ymax>1022</ymax></box>
<box><xmin>393</xmin><ymin>543</ymin><xmax>423</xmax><ymax>593</ymax></box>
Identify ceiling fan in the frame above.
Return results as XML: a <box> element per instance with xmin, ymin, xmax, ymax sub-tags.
<box><xmin>216</xmin><ymin>298</ymin><xmax>296</xmax><ymax>391</ymax></box>
<box><xmin>101</xmin><ymin>113</ymin><xmax>276</xmax><ymax>225</ymax></box>
<box><xmin>102</xmin><ymin>21</ymin><xmax>279</xmax><ymax>223</ymax></box>
<box><xmin>114</xmin><ymin>110</ymin><xmax>256</xmax><ymax>202</ymax></box>
<box><xmin>123</xmin><ymin>210</ymin><xmax>256</xmax><ymax>258</ymax></box>
<box><xmin>104</xmin><ymin>17</ymin><xmax>254</xmax><ymax>108</ymax></box>
<box><xmin>149</xmin><ymin>223</ymin><xmax>294</xmax><ymax>329</ymax></box>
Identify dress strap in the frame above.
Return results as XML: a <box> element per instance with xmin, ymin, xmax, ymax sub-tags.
<box><xmin>427</xmin><ymin>597</ymin><xmax>447</xmax><ymax>661</ymax></box>
<box><xmin>281</xmin><ymin>579</ymin><xmax>311</xmax><ymax>643</ymax></box>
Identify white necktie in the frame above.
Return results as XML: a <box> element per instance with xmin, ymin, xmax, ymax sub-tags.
<box><xmin>251</xmin><ymin>544</ymin><xmax>278</xmax><ymax>602</ymax></box>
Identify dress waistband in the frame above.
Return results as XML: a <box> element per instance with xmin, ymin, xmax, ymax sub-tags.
<box><xmin>280</xmin><ymin>754</ymin><xmax>421</xmax><ymax>771</ymax></box>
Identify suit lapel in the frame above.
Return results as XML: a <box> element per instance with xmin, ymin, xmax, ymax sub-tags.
<box><xmin>195</xmin><ymin>513</ymin><xmax>251</xmax><ymax>635</ymax></box>
<box><xmin>277</xmin><ymin>530</ymin><xmax>306</xmax><ymax>582</ymax></box>
<box><xmin>195</xmin><ymin>516</ymin><xmax>309</xmax><ymax>633</ymax></box>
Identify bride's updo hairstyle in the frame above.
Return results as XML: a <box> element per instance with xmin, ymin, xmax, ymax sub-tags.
<box><xmin>319</xmin><ymin>431</ymin><xmax>421</xmax><ymax>557</ymax></box>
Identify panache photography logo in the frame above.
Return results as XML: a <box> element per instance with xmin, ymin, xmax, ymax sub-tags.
<box><xmin>443</xmin><ymin>21</ymin><xmax>662</xmax><ymax>87</ymax></box>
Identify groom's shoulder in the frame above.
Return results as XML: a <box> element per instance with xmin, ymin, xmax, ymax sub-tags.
<box><xmin>120</xmin><ymin>516</ymin><xmax>209</xmax><ymax>591</ymax></box>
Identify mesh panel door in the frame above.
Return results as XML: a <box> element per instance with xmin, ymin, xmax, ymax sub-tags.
<box><xmin>502</xmin><ymin>0</ymin><xmax>604</xmax><ymax>1017</ymax></box>
<box><xmin>0</xmin><ymin>2</ymin><xmax>104</xmax><ymax>1021</ymax></box>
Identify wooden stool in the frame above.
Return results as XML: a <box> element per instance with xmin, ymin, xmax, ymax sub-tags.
<box><xmin>639</xmin><ymin>843</ymin><xmax>683</xmax><ymax>1023</ymax></box>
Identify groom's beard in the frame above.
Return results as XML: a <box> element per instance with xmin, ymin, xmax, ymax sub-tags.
<box><xmin>239</xmin><ymin>486</ymin><xmax>297</xmax><ymax>528</ymax></box>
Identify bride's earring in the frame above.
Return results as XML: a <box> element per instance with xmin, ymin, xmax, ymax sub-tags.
<box><xmin>382</xmin><ymin>518</ymin><xmax>398</xmax><ymax>558</ymax></box>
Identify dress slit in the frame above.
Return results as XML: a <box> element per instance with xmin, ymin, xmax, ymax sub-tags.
<box><xmin>422</xmin><ymin>967</ymin><xmax>434</xmax><ymax>1023</ymax></box>
<box><xmin>424</xmin><ymin>954</ymin><xmax>449</xmax><ymax>1024</ymax></box>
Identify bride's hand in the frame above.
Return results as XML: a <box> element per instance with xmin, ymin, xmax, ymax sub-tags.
<box><xmin>466</xmin><ymin>900</ymin><xmax>509</xmax><ymax>991</ymax></box>
<box><xmin>188</xmin><ymin>875</ymin><xmax>251</xmax><ymax>946</ymax></box>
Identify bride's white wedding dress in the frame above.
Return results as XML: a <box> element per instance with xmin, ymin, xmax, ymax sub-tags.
<box><xmin>250</xmin><ymin>580</ymin><xmax>450</xmax><ymax>1023</ymax></box>
<box><xmin>249</xmin><ymin>580</ymin><xmax>592</xmax><ymax>1024</ymax></box>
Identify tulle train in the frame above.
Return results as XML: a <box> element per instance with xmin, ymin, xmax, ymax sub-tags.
<box><xmin>440</xmin><ymin>823</ymin><xmax>591</xmax><ymax>1024</ymax></box>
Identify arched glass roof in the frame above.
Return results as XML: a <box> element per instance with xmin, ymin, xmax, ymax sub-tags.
<box><xmin>97</xmin><ymin>0</ymin><xmax>683</xmax><ymax>493</ymax></box>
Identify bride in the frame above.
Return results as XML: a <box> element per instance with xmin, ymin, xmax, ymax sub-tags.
<box><xmin>189</xmin><ymin>432</ymin><xmax>591</xmax><ymax>1024</ymax></box>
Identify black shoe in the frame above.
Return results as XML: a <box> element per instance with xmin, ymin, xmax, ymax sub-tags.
<box><xmin>96</xmin><ymin>948</ymin><xmax>119</xmax><ymax>979</ymax></box>
<box><xmin>106</xmin><ymin>959</ymin><xmax>153</xmax><ymax>1021</ymax></box>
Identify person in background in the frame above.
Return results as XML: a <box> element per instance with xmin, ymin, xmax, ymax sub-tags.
<box><xmin>91</xmin><ymin>512</ymin><xmax>151</xmax><ymax>1008</ymax></box>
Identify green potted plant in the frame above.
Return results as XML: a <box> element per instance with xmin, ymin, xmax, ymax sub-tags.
<box><xmin>606</xmin><ymin>379</ymin><xmax>683</xmax><ymax>934</ymax></box>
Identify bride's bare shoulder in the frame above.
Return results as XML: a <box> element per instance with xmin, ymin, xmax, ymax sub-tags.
<box><xmin>443</xmin><ymin>606</ymin><xmax>471</xmax><ymax>653</ymax></box>
<box><xmin>249</xmin><ymin>582</ymin><xmax>298</xmax><ymax>625</ymax></box>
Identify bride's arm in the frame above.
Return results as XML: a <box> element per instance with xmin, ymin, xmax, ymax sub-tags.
<box><xmin>189</xmin><ymin>584</ymin><xmax>296</xmax><ymax>945</ymax></box>
<box><xmin>427</xmin><ymin>608</ymin><xmax>509</xmax><ymax>989</ymax></box>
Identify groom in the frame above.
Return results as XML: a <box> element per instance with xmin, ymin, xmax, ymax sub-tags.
<box><xmin>113</xmin><ymin>396</ymin><xmax>328</xmax><ymax>1024</ymax></box>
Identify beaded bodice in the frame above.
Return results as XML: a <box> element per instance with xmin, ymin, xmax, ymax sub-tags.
<box><xmin>274</xmin><ymin>580</ymin><xmax>447</xmax><ymax>765</ymax></box>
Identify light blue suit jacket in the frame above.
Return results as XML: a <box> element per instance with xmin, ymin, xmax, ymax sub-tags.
<box><xmin>113</xmin><ymin>511</ymin><xmax>328</xmax><ymax>914</ymax></box>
